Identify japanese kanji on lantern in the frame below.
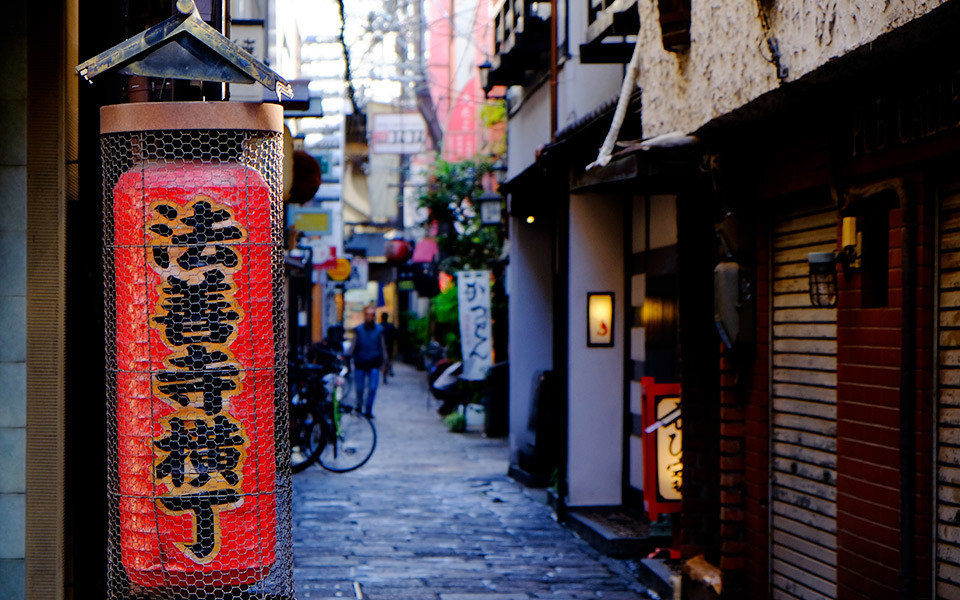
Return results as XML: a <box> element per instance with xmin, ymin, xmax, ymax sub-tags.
<box><xmin>101</xmin><ymin>102</ymin><xmax>292</xmax><ymax>598</ymax></box>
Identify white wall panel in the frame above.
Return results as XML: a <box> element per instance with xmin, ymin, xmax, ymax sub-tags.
<box><xmin>567</xmin><ymin>193</ymin><xmax>624</xmax><ymax>506</ymax></box>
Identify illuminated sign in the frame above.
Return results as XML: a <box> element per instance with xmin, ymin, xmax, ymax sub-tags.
<box><xmin>641</xmin><ymin>377</ymin><xmax>682</xmax><ymax>521</ymax></box>
<box><xmin>587</xmin><ymin>292</ymin><xmax>614</xmax><ymax>347</ymax></box>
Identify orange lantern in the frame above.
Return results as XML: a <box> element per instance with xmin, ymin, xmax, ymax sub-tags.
<box><xmin>103</xmin><ymin>103</ymin><xmax>289</xmax><ymax>593</ymax></box>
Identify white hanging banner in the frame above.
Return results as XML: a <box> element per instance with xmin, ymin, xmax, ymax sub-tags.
<box><xmin>457</xmin><ymin>270</ymin><xmax>493</xmax><ymax>381</ymax></box>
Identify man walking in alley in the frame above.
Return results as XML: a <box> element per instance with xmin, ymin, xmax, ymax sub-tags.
<box><xmin>347</xmin><ymin>305</ymin><xmax>388</xmax><ymax>418</ymax></box>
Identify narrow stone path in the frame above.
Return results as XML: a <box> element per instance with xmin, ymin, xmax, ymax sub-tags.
<box><xmin>292</xmin><ymin>363</ymin><xmax>650</xmax><ymax>600</ymax></box>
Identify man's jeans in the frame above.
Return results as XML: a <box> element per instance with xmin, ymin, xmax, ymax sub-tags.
<box><xmin>354</xmin><ymin>367</ymin><xmax>380</xmax><ymax>416</ymax></box>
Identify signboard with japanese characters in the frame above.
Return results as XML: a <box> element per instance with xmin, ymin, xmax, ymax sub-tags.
<box><xmin>229</xmin><ymin>19</ymin><xmax>267</xmax><ymax>101</ymax></box>
<box><xmin>654</xmin><ymin>395</ymin><xmax>682</xmax><ymax>501</ymax></box>
<box><xmin>640</xmin><ymin>377</ymin><xmax>682</xmax><ymax>521</ymax></box>
<box><xmin>112</xmin><ymin>162</ymin><xmax>277</xmax><ymax>588</ymax></box>
<box><xmin>370</xmin><ymin>112</ymin><xmax>428</xmax><ymax>154</ymax></box>
<box><xmin>457</xmin><ymin>270</ymin><xmax>493</xmax><ymax>380</ymax></box>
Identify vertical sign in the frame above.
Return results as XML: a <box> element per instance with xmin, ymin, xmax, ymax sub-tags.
<box><xmin>640</xmin><ymin>377</ymin><xmax>682</xmax><ymax>521</ymax></box>
<box><xmin>655</xmin><ymin>395</ymin><xmax>682</xmax><ymax>501</ymax></box>
<box><xmin>228</xmin><ymin>19</ymin><xmax>267</xmax><ymax>102</ymax></box>
<box><xmin>113</xmin><ymin>163</ymin><xmax>276</xmax><ymax>587</ymax></box>
<box><xmin>457</xmin><ymin>270</ymin><xmax>493</xmax><ymax>380</ymax></box>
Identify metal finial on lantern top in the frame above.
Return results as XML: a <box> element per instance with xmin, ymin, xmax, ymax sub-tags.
<box><xmin>75</xmin><ymin>0</ymin><xmax>293</xmax><ymax>99</ymax></box>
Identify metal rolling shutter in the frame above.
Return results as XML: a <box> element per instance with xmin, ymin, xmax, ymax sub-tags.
<box><xmin>771</xmin><ymin>204</ymin><xmax>838</xmax><ymax>600</ymax></box>
<box><xmin>937</xmin><ymin>186</ymin><xmax>960</xmax><ymax>598</ymax></box>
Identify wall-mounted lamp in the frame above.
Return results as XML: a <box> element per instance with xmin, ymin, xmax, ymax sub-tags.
<box><xmin>806</xmin><ymin>216</ymin><xmax>861</xmax><ymax>308</ymax></box>
<box><xmin>587</xmin><ymin>292</ymin><xmax>615</xmax><ymax>347</ymax></box>
<box><xmin>807</xmin><ymin>252</ymin><xmax>838</xmax><ymax>308</ymax></box>
<box><xmin>477</xmin><ymin>190</ymin><xmax>503</xmax><ymax>225</ymax></box>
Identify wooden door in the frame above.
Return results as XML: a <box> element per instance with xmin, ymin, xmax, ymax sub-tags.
<box><xmin>770</xmin><ymin>203</ymin><xmax>839</xmax><ymax>599</ymax></box>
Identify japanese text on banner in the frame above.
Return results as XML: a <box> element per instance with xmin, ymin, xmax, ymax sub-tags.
<box><xmin>457</xmin><ymin>270</ymin><xmax>493</xmax><ymax>381</ymax></box>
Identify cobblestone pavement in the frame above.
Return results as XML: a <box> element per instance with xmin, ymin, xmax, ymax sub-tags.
<box><xmin>291</xmin><ymin>363</ymin><xmax>651</xmax><ymax>600</ymax></box>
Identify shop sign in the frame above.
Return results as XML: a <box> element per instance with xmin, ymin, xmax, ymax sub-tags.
<box><xmin>640</xmin><ymin>377</ymin><xmax>682</xmax><ymax>521</ymax></box>
<box><xmin>229</xmin><ymin>19</ymin><xmax>266</xmax><ymax>102</ymax></box>
<box><xmin>327</xmin><ymin>257</ymin><xmax>352</xmax><ymax>281</ymax></box>
<box><xmin>457</xmin><ymin>270</ymin><xmax>493</xmax><ymax>380</ymax></box>
<box><xmin>849</xmin><ymin>67</ymin><xmax>960</xmax><ymax>158</ymax></box>
<box><xmin>370</xmin><ymin>112</ymin><xmax>427</xmax><ymax>154</ymax></box>
<box><xmin>113</xmin><ymin>163</ymin><xmax>276</xmax><ymax>587</ymax></box>
<box><xmin>289</xmin><ymin>206</ymin><xmax>332</xmax><ymax>236</ymax></box>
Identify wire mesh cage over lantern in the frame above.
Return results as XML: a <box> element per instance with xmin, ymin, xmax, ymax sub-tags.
<box><xmin>101</xmin><ymin>102</ymin><xmax>292</xmax><ymax>599</ymax></box>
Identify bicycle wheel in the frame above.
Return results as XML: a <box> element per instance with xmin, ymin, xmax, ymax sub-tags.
<box><xmin>318</xmin><ymin>406</ymin><xmax>377</xmax><ymax>472</ymax></box>
<box><xmin>290</xmin><ymin>403</ymin><xmax>326</xmax><ymax>473</ymax></box>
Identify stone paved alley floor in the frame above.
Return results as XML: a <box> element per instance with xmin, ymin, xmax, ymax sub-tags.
<box><xmin>291</xmin><ymin>364</ymin><xmax>651</xmax><ymax>600</ymax></box>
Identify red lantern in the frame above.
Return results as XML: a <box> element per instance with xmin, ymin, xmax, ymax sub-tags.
<box><xmin>113</xmin><ymin>162</ymin><xmax>277</xmax><ymax>588</ymax></box>
<box><xmin>385</xmin><ymin>239</ymin><xmax>412</xmax><ymax>264</ymax></box>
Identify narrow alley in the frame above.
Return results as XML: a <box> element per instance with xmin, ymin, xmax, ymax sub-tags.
<box><xmin>291</xmin><ymin>364</ymin><xmax>651</xmax><ymax>600</ymax></box>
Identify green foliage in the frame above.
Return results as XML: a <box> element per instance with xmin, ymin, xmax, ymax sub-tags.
<box><xmin>479</xmin><ymin>100</ymin><xmax>506</xmax><ymax>129</ymax></box>
<box><xmin>428</xmin><ymin>285</ymin><xmax>461</xmax><ymax>360</ymax></box>
<box><xmin>406</xmin><ymin>313</ymin><xmax>428</xmax><ymax>348</ymax></box>
<box><xmin>430</xmin><ymin>285</ymin><xmax>459</xmax><ymax>325</ymax></box>
<box><xmin>444</xmin><ymin>411</ymin><xmax>466</xmax><ymax>433</ymax></box>
<box><xmin>416</xmin><ymin>158</ymin><xmax>501</xmax><ymax>273</ymax></box>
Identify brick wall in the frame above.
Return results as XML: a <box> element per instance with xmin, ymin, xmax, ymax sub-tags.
<box><xmin>719</xmin><ymin>229</ymin><xmax>771</xmax><ymax>598</ymax></box>
<box><xmin>834</xmin><ymin>199</ymin><xmax>933</xmax><ymax>599</ymax></box>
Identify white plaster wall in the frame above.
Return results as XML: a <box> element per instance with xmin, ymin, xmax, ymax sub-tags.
<box><xmin>557</xmin><ymin>61</ymin><xmax>623</xmax><ymax>132</ymax></box>
<box><xmin>506</xmin><ymin>0</ymin><xmax>625</xmax><ymax>177</ymax></box>
<box><xmin>506</xmin><ymin>84</ymin><xmax>551</xmax><ymax>180</ymax></box>
<box><xmin>507</xmin><ymin>216</ymin><xmax>554</xmax><ymax>464</ymax></box>
<box><xmin>636</xmin><ymin>0</ymin><xmax>778</xmax><ymax>137</ymax></box>
<box><xmin>566</xmin><ymin>193</ymin><xmax>624</xmax><ymax>507</ymax></box>
<box><xmin>556</xmin><ymin>0</ymin><xmax>623</xmax><ymax>130</ymax></box>
<box><xmin>769</xmin><ymin>0</ymin><xmax>945</xmax><ymax>80</ymax></box>
<box><xmin>635</xmin><ymin>0</ymin><xmax>946</xmax><ymax>137</ymax></box>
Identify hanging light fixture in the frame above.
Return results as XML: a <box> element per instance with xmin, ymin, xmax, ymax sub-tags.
<box><xmin>477</xmin><ymin>190</ymin><xmax>503</xmax><ymax>225</ymax></box>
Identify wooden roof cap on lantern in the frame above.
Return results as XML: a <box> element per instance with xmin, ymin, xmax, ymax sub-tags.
<box><xmin>76</xmin><ymin>0</ymin><xmax>293</xmax><ymax>99</ymax></box>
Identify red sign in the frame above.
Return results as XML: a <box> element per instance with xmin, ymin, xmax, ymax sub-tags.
<box><xmin>113</xmin><ymin>163</ymin><xmax>277</xmax><ymax>587</ymax></box>
<box><xmin>641</xmin><ymin>377</ymin><xmax>682</xmax><ymax>522</ymax></box>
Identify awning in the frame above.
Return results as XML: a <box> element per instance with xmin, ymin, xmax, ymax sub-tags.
<box><xmin>345</xmin><ymin>232</ymin><xmax>388</xmax><ymax>259</ymax></box>
<box><xmin>569</xmin><ymin>142</ymin><xmax>699</xmax><ymax>194</ymax></box>
<box><xmin>411</xmin><ymin>237</ymin><xmax>438</xmax><ymax>263</ymax></box>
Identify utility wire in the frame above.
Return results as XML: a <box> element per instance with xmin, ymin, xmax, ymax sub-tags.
<box><xmin>336</xmin><ymin>0</ymin><xmax>361</xmax><ymax>113</ymax></box>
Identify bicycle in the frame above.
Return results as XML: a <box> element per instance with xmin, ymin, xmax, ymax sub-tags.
<box><xmin>288</xmin><ymin>357</ymin><xmax>376</xmax><ymax>473</ymax></box>
<box><xmin>317</xmin><ymin>364</ymin><xmax>377</xmax><ymax>472</ymax></box>
<box><xmin>288</xmin><ymin>361</ymin><xmax>328</xmax><ymax>473</ymax></box>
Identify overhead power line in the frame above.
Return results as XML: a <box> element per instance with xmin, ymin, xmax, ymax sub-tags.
<box><xmin>335</xmin><ymin>0</ymin><xmax>360</xmax><ymax>113</ymax></box>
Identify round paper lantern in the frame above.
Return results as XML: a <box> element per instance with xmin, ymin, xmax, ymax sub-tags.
<box><xmin>385</xmin><ymin>239</ymin><xmax>412</xmax><ymax>264</ymax></box>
